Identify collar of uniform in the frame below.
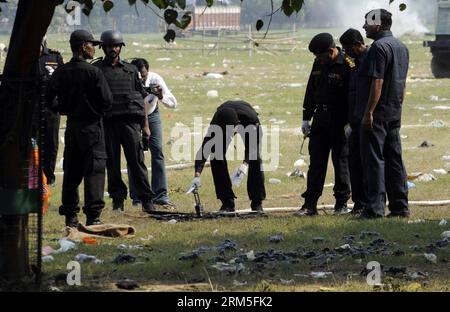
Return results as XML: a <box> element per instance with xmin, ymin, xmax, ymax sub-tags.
<box><xmin>70</xmin><ymin>57</ymin><xmax>86</xmax><ymax>63</ymax></box>
<box><xmin>333</xmin><ymin>48</ymin><xmax>345</xmax><ymax>65</ymax></box>
<box><xmin>373</xmin><ymin>30</ymin><xmax>393</xmax><ymax>41</ymax></box>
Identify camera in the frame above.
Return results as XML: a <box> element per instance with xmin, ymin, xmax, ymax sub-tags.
<box><xmin>147</xmin><ymin>83</ymin><xmax>160</xmax><ymax>96</ymax></box>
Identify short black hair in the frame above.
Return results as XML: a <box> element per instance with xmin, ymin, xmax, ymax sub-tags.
<box><xmin>340</xmin><ymin>28</ymin><xmax>365</xmax><ymax>46</ymax></box>
<box><xmin>70</xmin><ymin>41</ymin><xmax>83</xmax><ymax>53</ymax></box>
<box><xmin>365</xmin><ymin>9</ymin><xmax>392</xmax><ymax>31</ymax></box>
<box><xmin>131</xmin><ymin>58</ymin><xmax>149</xmax><ymax>71</ymax></box>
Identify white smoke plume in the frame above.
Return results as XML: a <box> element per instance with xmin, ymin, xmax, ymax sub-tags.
<box><xmin>336</xmin><ymin>0</ymin><xmax>429</xmax><ymax>37</ymax></box>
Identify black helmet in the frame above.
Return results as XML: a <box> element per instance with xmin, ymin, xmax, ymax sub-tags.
<box><xmin>100</xmin><ymin>30</ymin><xmax>125</xmax><ymax>46</ymax></box>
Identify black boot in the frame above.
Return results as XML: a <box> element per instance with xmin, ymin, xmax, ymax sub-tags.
<box><xmin>334</xmin><ymin>201</ymin><xmax>352</xmax><ymax>215</ymax></box>
<box><xmin>142</xmin><ymin>200</ymin><xmax>155</xmax><ymax>213</ymax></box>
<box><xmin>251</xmin><ymin>200</ymin><xmax>263</xmax><ymax>212</ymax></box>
<box><xmin>295</xmin><ymin>199</ymin><xmax>318</xmax><ymax>216</ymax></box>
<box><xmin>113</xmin><ymin>199</ymin><xmax>124</xmax><ymax>212</ymax></box>
<box><xmin>86</xmin><ymin>215</ymin><xmax>103</xmax><ymax>226</ymax></box>
<box><xmin>65</xmin><ymin>214</ymin><xmax>79</xmax><ymax>228</ymax></box>
<box><xmin>219</xmin><ymin>198</ymin><xmax>235</xmax><ymax>212</ymax></box>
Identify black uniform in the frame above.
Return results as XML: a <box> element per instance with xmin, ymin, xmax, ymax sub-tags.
<box><xmin>47</xmin><ymin>58</ymin><xmax>113</xmax><ymax>218</ymax></box>
<box><xmin>39</xmin><ymin>47</ymin><xmax>64</xmax><ymax>185</ymax></box>
<box><xmin>302</xmin><ymin>50</ymin><xmax>353</xmax><ymax>207</ymax></box>
<box><xmin>93</xmin><ymin>58</ymin><xmax>154</xmax><ymax>204</ymax></box>
<box><xmin>348</xmin><ymin>48</ymin><xmax>370</xmax><ymax>212</ymax></box>
<box><xmin>195</xmin><ymin>101</ymin><xmax>266</xmax><ymax>206</ymax></box>
<box><xmin>360</xmin><ymin>31</ymin><xmax>410</xmax><ymax>217</ymax></box>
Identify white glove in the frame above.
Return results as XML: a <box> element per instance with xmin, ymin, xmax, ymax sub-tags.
<box><xmin>45</xmin><ymin>65</ymin><xmax>55</xmax><ymax>76</ymax></box>
<box><xmin>231</xmin><ymin>163</ymin><xmax>249</xmax><ymax>187</ymax></box>
<box><xmin>187</xmin><ymin>176</ymin><xmax>201</xmax><ymax>194</ymax></box>
<box><xmin>345</xmin><ymin>125</ymin><xmax>352</xmax><ymax>139</ymax></box>
<box><xmin>301</xmin><ymin>120</ymin><xmax>311</xmax><ymax>136</ymax></box>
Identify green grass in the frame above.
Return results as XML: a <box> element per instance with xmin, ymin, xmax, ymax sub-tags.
<box><xmin>1</xmin><ymin>30</ymin><xmax>449</xmax><ymax>291</ymax></box>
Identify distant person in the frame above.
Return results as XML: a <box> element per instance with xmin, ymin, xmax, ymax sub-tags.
<box><xmin>127</xmin><ymin>58</ymin><xmax>177</xmax><ymax>210</ymax></box>
<box><xmin>360</xmin><ymin>9</ymin><xmax>410</xmax><ymax>219</ymax></box>
<box><xmin>296</xmin><ymin>33</ymin><xmax>353</xmax><ymax>217</ymax></box>
<box><xmin>190</xmin><ymin>100</ymin><xmax>266</xmax><ymax>212</ymax></box>
<box><xmin>39</xmin><ymin>36</ymin><xmax>64</xmax><ymax>187</ymax></box>
<box><xmin>47</xmin><ymin>30</ymin><xmax>113</xmax><ymax>227</ymax></box>
<box><xmin>339</xmin><ymin>28</ymin><xmax>370</xmax><ymax>215</ymax></box>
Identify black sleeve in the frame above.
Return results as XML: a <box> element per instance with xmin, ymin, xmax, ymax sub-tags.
<box><xmin>194</xmin><ymin>124</ymin><xmax>217</xmax><ymax>174</ymax></box>
<box><xmin>303</xmin><ymin>62</ymin><xmax>318</xmax><ymax>121</ymax></box>
<box><xmin>95</xmin><ymin>69</ymin><xmax>113</xmax><ymax>115</ymax></box>
<box><xmin>134</xmin><ymin>69</ymin><xmax>148</xmax><ymax>98</ymax></box>
<box><xmin>46</xmin><ymin>69</ymin><xmax>59</xmax><ymax>113</ymax></box>
<box><xmin>367</xmin><ymin>43</ymin><xmax>387</xmax><ymax>79</ymax></box>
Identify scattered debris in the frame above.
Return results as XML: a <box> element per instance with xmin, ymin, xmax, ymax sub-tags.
<box><xmin>441</xmin><ymin>231</ymin><xmax>450</xmax><ymax>239</ymax></box>
<box><xmin>384</xmin><ymin>266</ymin><xmax>407</xmax><ymax>276</ymax></box>
<box><xmin>210</xmin><ymin>262</ymin><xmax>244</xmax><ymax>275</ymax></box>
<box><xmin>408</xmin><ymin>219</ymin><xmax>426</xmax><ymax>224</ymax></box>
<box><xmin>435</xmin><ymin>240</ymin><xmax>449</xmax><ymax>248</ymax></box>
<box><xmin>419</xmin><ymin>141</ymin><xmax>434</xmax><ymax>148</ymax></box>
<box><xmin>284</xmin><ymin>83</ymin><xmax>304</xmax><ymax>88</ymax></box>
<box><xmin>167</xmin><ymin>219</ymin><xmax>178</xmax><ymax>224</ymax></box>
<box><xmin>245</xmin><ymin>250</ymin><xmax>256</xmax><ymax>261</ymax></box>
<box><xmin>116</xmin><ymin>279</ymin><xmax>140</xmax><ymax>290</ymax></box>
<box><xmin>416</xmin><ymin>174</ymin><xmax>437</xmax><ymax>182</ymax></box>
<box><xmin>207</xmin><ymin>90</ymin><xmax>219</xmax><ymax>98</ymax></box>
<box><xmin>113</xmin><ymin>254</ymin><xmax>136</xmax><ymax>265</ymax></box>
<box><xmin>204</xmin><ymin>73</ymin><xmax>224</xmax><ymax>79</ymax></box>
<box><xmin>408</xmin><ymin>271</ymin><xmax>428</xmax><ymax>280</ymax></box>
<box><xmin>217</xmin><ymin>239</ymin><xmax>238</xmax><ymax>254</ymax></box>
<box><xmin>407</xmin><ymin>181</ymin><xmax>416</xmax><ymax>189</ymax></box>
<box><xmin>313</xmin><ymin>237</ymin><xmax>326</xmax><ymax>244</ymax></box>
<box><xmin>53</xmin><ymin>239</ymin><xmax>77</xmax><ymax>254</ymax></box>
<box><xmin>430</xmin><ymin>95</ymin><xmax>439</xmax><ymax>101</ymax></box>
<box><xmin>118</xmin><ymin>244</ymin><xmax>144</xmax><ymax>250</ymax></box>
<box><xmin>439</xmin><ymin>219</ymin><xmax>448</xmax><ymax>226</ymax></box>
<box><xmin>432</xmin><ymin>105</ymin><xmax>450</xmax><ymax>110</ymax></box>
<box><xmin>335</xmin><ymin>244</ymin><xmax>352</xmax><ymax>252</ymax></box>
<box><xmin>179</xmin><ymin>252</ymin><xmax>200</xmax><ymax>261</ymax></box>
<box><xmin>442</xmin><ymin>156</ymin><xmax>450</xmax><ymax>162</ymax></box>
<box><xmin>287</xmin><ymin>169</ymin><xmax>306</xmax><ymax>178</ymax></box>
<box><xmin>233</xmin><ymin>280</ymin><xmax>248</xmax><ymax>287</ymax></box>
<box><xmin>280</xmin><ymin>279</ymin><xmax>295</xmax><ymax>285</ymax></box>
<box><xmin>268</xmin><ymin>178</ymin><xmax>282</xmax><ymax>184</ymax></box>
<box><xmin>424</xmin><ymin>253</ymin><xmax>437</xmax><ymax>264</ymax></box>
<box><xmin>430</xmin><ymin>120</ymin><xmax>445</xmax><ymax>128</ymax></box>
<box><xmin>213</xmin><ymin>229</ymin><xmax>219</xmax><ymax>235</ymax></box>
<box><xmin>268</xmin><ymin>234</ymin><xmax>284</xmax><ymax>244</ymax></box>
<box><xmin>156</xmin><ymin>57</ymin><xmax>171</xmax><ymax>61</ymax></box>
<box><xmin>359</xmin><ymin>231</ymin><xmax>380</xmax><ymax>239</ymax></box>
<box><xmin>82</xmin><ymin>237</ymin><xmax>98</xmax><ymax>245</ymax></box>
<box><xmin>310</xmin><ymin>272</ymin><xmax>333</xmax><ymax>279</ymax></box>
<box><xmin>42</xmin><ymin>246</ymin><xmax>55</xmax><ymax>256</ymax></box>
<box><xmin>140</xmin><ymin>235</ymin><xmax>155</xmax><ymax>241</ymax></box>
<box><xmin>42</xmin><ymin>255</ymin><xmax>54</xmax><ymax>263</ymax></box>
<box><xmin>294</xmin><ymin>159</ymin><xmax>306</xmax><ymax>167</ymax></box>
<box><xmin>74</xmin><ymin>254</ymin><xmax>103</xmax><ymax>264</ymax></box>
<box><xmin>433</xmin><ymin>169</ymin><xmax>447</xmax><ymax>175</ymax></box>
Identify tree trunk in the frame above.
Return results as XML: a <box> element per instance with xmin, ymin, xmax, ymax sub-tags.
<box><xmin>0</xmin><ymin>0</ymin><xmax>57</xmax><ymax>281</ymax></box>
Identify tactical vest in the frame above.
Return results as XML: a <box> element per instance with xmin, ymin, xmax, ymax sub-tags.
<box><xmin>101</xmin><ymin>63</ymin><xmax>145</xmax><ymax>118</ymax></box>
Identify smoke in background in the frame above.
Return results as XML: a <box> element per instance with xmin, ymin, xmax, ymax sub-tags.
<box><xmin>336</xmin><ymin>0</ymin><xmax>434</xmax><ymax>37</ymax></box>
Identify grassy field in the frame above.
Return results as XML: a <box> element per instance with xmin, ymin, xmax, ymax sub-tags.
<box><xmin>1</xmin><ymin>29</ymin><xmax>449</xmax><ymax>292</ymax></box>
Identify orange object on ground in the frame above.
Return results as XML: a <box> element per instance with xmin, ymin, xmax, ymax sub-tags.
<box><xmin>82</xmin><ymin>237</ymin><xmax>99</xmax><ymax>245</ymax></box>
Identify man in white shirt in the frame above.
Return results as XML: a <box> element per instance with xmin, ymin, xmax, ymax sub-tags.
<box><xmin>128</xmin><ymin>58</ymin><xmax>177</xmax><ymax>209</ymax></box>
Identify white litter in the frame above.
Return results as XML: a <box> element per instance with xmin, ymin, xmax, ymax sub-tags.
<box><xmin>438</xmin><ymin>219</ymin><xmax>448</xmax><ymax>226</ymax></box>
<box><xmin>432</xmin><ymin>106</ymin><xmax>450</xmax><ymax>110</ymax></box>
<box><xmin>156</xmin><ymin>57</ymin><xmax>171</xmax><ymax>61</ymax></box>
<box><xmin>205</xmin><ymin>73</ymin><xmax>224</xmax><ymax>79</ymax></box>
<box><xmin>285</xmin><ymin>83</ymin><xmax>304</xmax><ymax>88</ymax></box>
<box><xmin>207</xmin><ymin>90</ymin><xmax>219</xmax><ymax>98</ymax></box>
<box><xmin>442</xmin><ymin>156</ymin><xmax>450</xmax><ymax>161</ymax></box>
<box><xmin>213</xmin><ymin>229</ymin><xmax>219</xmax><ymax>235</ymax></box>
<box><xmin>433</xmin><ymin>169</ymin><xmax>447</xmax><ymax>175</ymax></box>
<box><xmin>75</xmin><ymin>254</ymin><xmax>103</xmax><ymax>264</ymax></box>
<box><xmin>424</xmin><ymin>253</ymin><xmax>437</xmax><ymax>264</ymax></box>
<box><xmin>253</xmin><ymin>105</ymin><xmax>261</xmax><ymax>110</ymax></box>
<box><xmin>245</xmin><ymin>250</ymin><xmax>255</xmax><ymax>261</ymax></box>
<box><xmin>408</xmin><ymin>219</ymin><xmax>426</xmax><ymax>224</ymax></box>
<box><xmin>441</xmin><ymin>231</ymin><xmax>450</xmax><ymax>239</ymax></box>
<box><xmin>139</xmin><ymin>235</ymin><xmax>155</xmax><ymax>241</ymax></box>
<box><xmin>233</xmin><ymin>280</ymin><xmax>248</xmax><ymax>286</ymax></box>
<box><xmin>430</xmin><ymin>120</ymin><xmax>445</xmax><ymax>128</ymax></box>
<box><xmin>269</xmin><ymin>178</ymin><xmax>282</xmax><ymax>184</ymax></box>
<box><xmin>54</xmin><ymin>239</ymin><xmax>76</xmax><ymax>254</ymax></box>
<box><xmin>294</xmin><ymin>159</ymin><xmax>306</xmax><ymax>167</ymax></box>
<box><xmin>280</xmin><ymin>279</ymin><xmax>295</xmax><ymax>285</ymax></box>
<box><xmin>416</xmin><ymin>174</ymin><xmax>437</xmax><ymax>182</ymax></box>
<box><xmin>430</xmin><ymin>95</ymin><xmax>439</xmax><ymax>102</ymax></box>
<box><xmin>42</xmin><ymin>255</ymin><xmax>55</xmax><ymax>263</ymax></box>
<box><xmin>310</xmin><ymin>272</ymin><xmax>333</xmax><ymax>278</ymax></box>
<box><xmin>132</xmin><ymin>42</ymin><xmax>140</xmax><ymax>46</ymax></box>
<box><xmin>167</xmin><ymin>219</ymin><xmax>177</xmax><ymax>224</ymax></box>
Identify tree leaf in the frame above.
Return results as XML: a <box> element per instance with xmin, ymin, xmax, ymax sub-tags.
<box><xmin>128</xmin><ymin>0</ymin><xmax>137</xmax><ymax>5</ymax></box>
<box><xmin>152</xmin><ymin>0</ymin><xmax>168</xmax><ymax>9</ymax></box>
<box><xmin>389</xmin><ymin>0</ymin><xmax>395</xmax><ymax>4</ymax></box>
<box><xmin>178</xmin><ymin>12</ymin><xmax>192</xmax><ymax>29</ymax></box>
<box><xmin>103</xmin><ymin>0</ymin><xmax>114</xmax><ymax>13</ymax></box>
<box><xmin>206</xmin><ymin>0</ymin><xmax>214</xmax><ymax>7</ymax></box>
<box><xmin>256</xmin><ymin>19</ymin><xmax>264</xmax><ymax>31</ymax></box>
<box><xmin>164</xmin><ymin>8</ymin><xmax>178</xmax><ymax>24</ymax></box>
<box><xmin>399</xmin><ymin>3</ymin><xmax>407</xmax><ymax>11</ymax></box>
<box><xmin>176</xmin><ymin>0</ymin><xmax>186</xmax><ymax>10</ymax></box>
<box><xmin>281</xmin><ymin>0</ymin><xmax>294</xmax><ymax>17</ymax></box>
<box><xmin>164</xmin><ymin>29</ymin><xmax>176</xmax><ymax>43</ymax></box>
<box><xmin>291</xmin><ymin>0</ymin><xmax>304</xmax><ymax>13</ymax></box>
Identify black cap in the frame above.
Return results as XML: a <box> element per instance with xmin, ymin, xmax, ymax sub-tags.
<box><xmin>340</xmin><ymin>28</ymin><xmax>364</xmax><ymax>46</ymax></box>
<box><xmin>308</xmin><ymin>33</ymin><xmax>335</xmax><ymax>54</ymax></box>
<box><xmin>70</xmin><ymin>29</ymin><xmax>102</xmax><ymax>46</ymax></box>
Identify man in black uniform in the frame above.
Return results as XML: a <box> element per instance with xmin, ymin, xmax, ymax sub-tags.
<box><xmin>296</xmin><ymin>33</ymin><xmax>353</xmax><ymax>217</ymax></box>
<box><xmin>93</xmin><ymin>30</ymin><xmax>154</xmax><ymax>213</ymax></box>
<box><xmin>360</xmin><ymin>9</ymin><xmax>410</xmax><ymax>218</ymax></box>
<box><xmin>47</xmin><ymin>30</ymin><xmax>113</xmax><ymax>227</ymax></box>
<box><xmin>339</xmin><ymin>28</ymin><xmax>371</xmax><ymax>214</ymax></box>
<box><xmin>39</xmin><ymin>36</ymin><xmax>64</xmax><ymax>186</ymax></box>
<box><xmin>190</xmin><ymin>100</ymin><xmax>266</xmax><ymax>212</ymax></box>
